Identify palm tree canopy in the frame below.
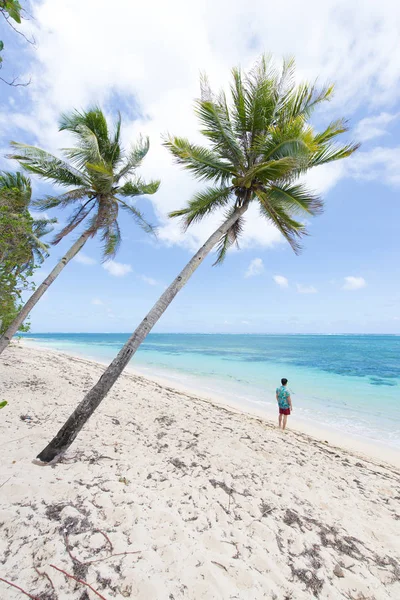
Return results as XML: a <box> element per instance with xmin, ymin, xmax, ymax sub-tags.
<box><xmin>0</xmin><ymin>171</ymin><xmax>55</xmax><ymax>268</ymax></box>
<box><xmin>165</xmin><ymin>56</ymin><xmax>359</xmax><ymax>262</ymax></box>
<box><xmin>8</xmin><ymin>108</ymin><xmax>160</xmax><ymax>259</ymax></box>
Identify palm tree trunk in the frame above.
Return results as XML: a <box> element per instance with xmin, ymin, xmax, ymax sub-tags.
<box><xmin>37</xmin><ymin>203</ymin><xmax>249</xmax><ymax>462</ymax></box>
<box><xmin>0</xmin><ymin>231</ymin><xmax>91</xmax><ymax>355</ymax></box>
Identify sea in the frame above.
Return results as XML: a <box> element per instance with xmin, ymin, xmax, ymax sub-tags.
<box><xmin>21</xmin><ymin>333</ymin><xmax>400</xmax><ymax>451</ymax></box>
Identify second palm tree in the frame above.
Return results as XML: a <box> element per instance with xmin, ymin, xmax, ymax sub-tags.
<box><xmin>0</xmin><ymin>108</ymin><xmax>160</xmax><ymax>355</ymax></box>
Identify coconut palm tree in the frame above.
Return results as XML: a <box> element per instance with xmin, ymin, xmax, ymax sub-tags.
<box><xmin>37</xmin><ymin>56</ymin><xmax>359</xmax><ymax>462</ymax></box>
<box><xmin>0</xmin><ymin>108</ymin><xmax>160</xmax><ymax>354</ymax></box>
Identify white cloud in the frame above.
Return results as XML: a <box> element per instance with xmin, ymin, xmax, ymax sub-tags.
<box><xmin>245</xmin><ymin>258</ymin><xmax>264</xmax><ymax>278</ymax></box>
<box><xmin>346</xmin><ymin>147</ymin><xmax>400</xmax><ymax>187</ymax></box>
<box><xmin>91</xmin><ymin>298</ymin><xmax>103</xmax><ymax>305</ymax></box>
<box><xmin>74</xmin><ymin>253</ymin><xmax>97</xmax><ymax>266</ymax></box>
<box><xmin>241</xmin><ymin>320</ymin><xmax>250</xmax><ymax>325</ymax></box>
<box><xmin>139</xmin><ymin>275</ymin><xmax>158</xmax><ymax>286</ymax></box>
<box><xmin>296</xmin><ymin>283</ymin><xmax>318</xmax><ymax>294</ymax></box>
<box><xmin>2</xmin><ymin>0</ymin><xmax>399</xmax><ymax>254</ymax></box>
<box><xmin>273</xmin><ymin>275</ymin><xmax>289</xmax><ymax>288</ymax></box>
<box><xmin>355</xmin><ymin>112</ymin><xmax>400</xmax><ymax>142</ymax></box>
<box><xmin>103</xmin><ymin>260</ymin><xmax>132</xmax><ymax>277</ymax></box>
<box><xmin>342</xmin><ymin>276</ymin><xmax>366</xmax><ymax>290</ymax></box>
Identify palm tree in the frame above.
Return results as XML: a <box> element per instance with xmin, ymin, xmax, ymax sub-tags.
<box><xmin>37</xmin><ymin>56</ymin><xmax>359</xmax><ymax>462</ymax></box>
<box><xmin>0</xmin><ymin>108</ymin><xmax>160</xmax><ymax>354</ymax></box>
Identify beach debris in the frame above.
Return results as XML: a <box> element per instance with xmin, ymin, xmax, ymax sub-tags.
<box><xmin>20</xmin><ymin>414</ymin><xmax>32</xmax><ymax>422</ymax></box>
<box><xmin>211</xmin><ymin>560</ymin><xmax>228</xmax><ymax>572</ymax></box>
<box><xmin>50</xmin><ymin>564</ymin><xmax>107</xmax><ymax>600</ymax></box>
<box><xmin>0</xmin><ymin>400</ymin><xmax>7</xmax><ymax>409</ymax></box>
<box><xmin>118</xmin><ymin>476</ymin><xmax>130</xmax><ymax>485</ymax></box>
<box><xmin>0</xmin><ymin>577</ymin><xmax>40</xmax><ymax>599</ymax></box>
<box><xmin>334</xmin><ymin>564</ymin><xmax>345</xmax><ymax>578</ymax></box>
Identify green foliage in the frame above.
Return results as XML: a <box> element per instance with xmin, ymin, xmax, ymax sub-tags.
<box><xmin>10</xmin><ymin>108</ymin><xmax>161</xmax><ymax>260</ymax></box>
<box><xmin>166</xmin><ymin>54</ymin><xmax>359</xmax><ymax>263</ymax></box>
<box><xmin>0</xmin><ymin>1</ymin><xmax>22</xmax><ymax>65</ymax></box>
<box><xmin>0</xmin><ymin>171</ymin><xmax>54</xmax><ymax>334</ymax></box>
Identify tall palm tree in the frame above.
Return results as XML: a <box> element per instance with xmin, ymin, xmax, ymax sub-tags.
<box><xmin>37</xmin><ymin>56</ymin><xmax>359</xmax><ymax>462</ymax></box>
<box><xmin>0</xmin><ymin>108</ymin><xmax>160</xmax><ymax>354</ymax></box>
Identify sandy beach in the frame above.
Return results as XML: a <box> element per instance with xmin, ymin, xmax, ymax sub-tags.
<box><xmin>0</xmin><ymin>344</ymin><xmax>399</xmax><ymax>600</ymax></box>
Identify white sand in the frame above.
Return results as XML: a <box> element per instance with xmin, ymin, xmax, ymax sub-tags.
<box><xmin>0</xmin><ymin>344</ymin><xmax>399</xmax><ymax>600</ymax></box>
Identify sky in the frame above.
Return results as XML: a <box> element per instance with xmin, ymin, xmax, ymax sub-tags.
<box><xmin>0</xmin><ymin>0</ymin><xmax>399</xmax><ymax>334</ymax></box>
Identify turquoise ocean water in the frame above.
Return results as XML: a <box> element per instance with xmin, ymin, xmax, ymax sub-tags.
<box><xmin>22</xmin><ymin>333</ymin><xmax>400</xmax><ymax>450</ymax></box>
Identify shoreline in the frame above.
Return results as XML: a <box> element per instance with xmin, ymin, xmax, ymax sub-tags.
<box><xmin>19</xmin><ymin>339</ymin><xmax>400</xmax><ymax>468</ymax></box>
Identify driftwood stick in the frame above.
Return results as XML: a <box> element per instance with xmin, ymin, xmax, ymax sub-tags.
<box><xmin>49</xmin><ymin>564</ymin><xmax>107</xmax><ymax>600</ymax></box>
<box><xmin>63</xmin><ymin>531</ymin><xmax>83</xmax><ymax>564</ymax></box>
<box><xmin>34</xmin><ymin>567</ymin><xmax>55</xmax><ymax>591</ymax></box>
<box><xmin>87</xmin><ymin>550</ymin><xmax>141</xmax><ymax>564</ymax></box>
<box><xmin>94</xmin><ymin>529</ymin><xmax>114</xmax><ymax>551</ymax></box>
<box><xmin>0</xmin><ymin>577</ymin><xmax>40</xmax><ymax>599</ymax></box>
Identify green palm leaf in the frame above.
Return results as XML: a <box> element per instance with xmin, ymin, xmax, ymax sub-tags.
<box><xmin>116</xmin><ymin>136</ymin><xmax>150</xmax><ymax>181</ymax></box>
<box><xmin>118</xmin><ymin>177</ymin><xmax>160</xmax><ymax>197</ymax></box>
<box><xmin>164</xmin><ymin>136</ymin><xmax>234</xmax><ymax>183</ymax></box>
<box><xmin>117</xmin><ymin>198</ymin><xmax>156</xmax><ymax>235</ymax></box>
<box><xmin>213</xmin><ymin>207</ymin><xmax>245</xmax><ymax>265</ymax></box>
<box><xmin>256</xmin><ymin>188</ymin><xmax>305</xmax><ymax>254</ymax></box>
<box><xmin>169</xmin><ymin>186</ymin><xmax>233</xmax><ymax>228</ymax></box>
<box><xmin>8</xmin><ymin>143</ymin><xmax>89</xmax><ymax>187</ymax></box>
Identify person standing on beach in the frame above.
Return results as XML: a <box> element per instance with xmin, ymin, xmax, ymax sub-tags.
<box><xmin>276</xmin><ymin>378</ymin><xmax>292</xmax><ymax>430</ymax></box>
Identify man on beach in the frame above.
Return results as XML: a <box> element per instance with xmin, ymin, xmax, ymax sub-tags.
<box><xmin>276</xmin><ymin>378</ymin><xmax>292</xmax><ymax>430</ymax></box>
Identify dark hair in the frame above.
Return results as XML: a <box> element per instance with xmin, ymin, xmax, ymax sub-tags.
<box><xmin>281</xmin><ymin>378</ymin><xmax>288</xmax><ymax>385</ymax></box>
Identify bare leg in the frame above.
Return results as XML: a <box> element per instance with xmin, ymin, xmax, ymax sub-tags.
<box><xmin>278</xmin><ymin>413</ymin><xmax>282</xmax><ymax>428</ymax></box>
<box><xmin>282</xmin><ymin>414</ymin><xmax>288</xmax><ymax>430</ymax></box>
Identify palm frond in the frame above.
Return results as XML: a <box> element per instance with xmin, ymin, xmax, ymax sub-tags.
<box><xmin>116</xmin><ymin>136</ymin><xmax>150</xmax><ymax>181</ymax></box>
<box><xmin>282</xmin><ymin>82</ymin><xmax>334</xmax><ymax>122</ymax></box>
<box><xmin>266</xmin><ymin>183</ymin><xmax>323</xmax><ymax>216</ymax></box>
<box><xmin>118</xmin><ymin>177</ymin><xmax>160</xmax><ymax>197</ymax></box>
<box><xmin>213</xmin><ymin>207</ymin><xmax>245</xmax><ymax>265</ymax></box>
<box><xmin>241</xmin><ymin>156</ymin><xmax>302</xmax><ymax>186</ymax></box>
<box><xmin>117</xmin><ymin>198</ymin><xmax>156</xmax><ymax>235</ymax></box>
<box><xmin>195</xmin><ymin>96</ymin><xmax>245</xmax><ymax>167</ymax></box>
<box><xmin>33</xmin><ymin>188</ymin><xmax>91</xmax><ymax>210</ymax></box>
<box><xmin>244</xmin><ymin>55</ymin><xmax>279</xmax><ymax>145</ymax></box>
<box><xmin>31</xmin><ymin>217</ymin><xmax>57</xmax><ymax>238</ymax></box>
<box><xmin>310</xmin><ymin>141</ymin><xmax>360</xmax><ymax>167</ymax></box>
<box><xmin>8</xmin><ymin>143</ymin><xmax>88</xmax><ymax>187</ymax></box>
<box><xmin>230</xmin><ymin>67</ymin><xmax>249</xmax><ymax>152</ymax></box>
<box><xmin>100</xmin><ymin>220</ymin><xmax>122</xmax><ymax>259</ymax></box>
<box><xmin>313</xmin><ymin>118</ymin><xmax>349</xmax><ymax>144</ymax></box>
<box><xmin>163</xmin><ymin>136</ymin><xmax>234</xmax><ymax>183</ymax></box>
<box><xmin>169</xmin><ymin>186</ymin><xmax>233</xmax><ymax>229</ymax></box>
<box><xmin>256</xmin><ymin>188</ymin><xmax>306</xmax><ymax>254</ymax></box>
<box><xmin>52</xmin><ymin>200</ymin><xmax>96</xmax><ymax>245</ymax></box>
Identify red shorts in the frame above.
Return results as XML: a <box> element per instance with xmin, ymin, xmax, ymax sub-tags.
<box><xmin>279</xmin><ymin>408</ymin><xmax>290</xmax><ymax>415</ymax></box>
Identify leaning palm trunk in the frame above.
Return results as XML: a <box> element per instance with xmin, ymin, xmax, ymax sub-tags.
<box><xmin>37</xmin><ymin>203</ymin><xmax>249</xmax><ymax>462</ymax></box>
<box><xmin>0</xmin><ymin>231</ymin><xmax>91</xmax><ymax>355</ymax></box>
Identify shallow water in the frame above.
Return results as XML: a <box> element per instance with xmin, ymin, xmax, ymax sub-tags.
<box><xmin>21</xmin><ymin>333</ymin><xmax>400</xmax><ymax>450</ymax></box>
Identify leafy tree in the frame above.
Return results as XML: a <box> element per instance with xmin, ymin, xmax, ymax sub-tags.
<box><xmin>36</xmin><ymin>56</ymin><xmax>359</xmax><ymax>463</ymax></box>
<box><xmin>0</xmin><ymin>108</ymin><xmax>160</xmax><ymax>354</ymax></box>
<box><xmin>0</xmin><ymin>171</ymin><xmax>54</xmax><ymax>334</ymax></box>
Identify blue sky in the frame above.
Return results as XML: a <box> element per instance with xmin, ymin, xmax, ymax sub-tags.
<box><xmin>1</xmin><ymin>0</ymin><xmax>399</xmax><ymax>334</ymax></box>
